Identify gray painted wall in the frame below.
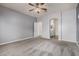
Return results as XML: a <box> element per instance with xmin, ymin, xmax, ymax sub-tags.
<box><xmin>62</xmin><ymin>9</ymin><xmax>76</xmax><ymax>42</ymax></box>
<box><xmin>0</xmin><ymin>6</ymin><xmax>36</xmax><ymax>44</ymax></box>
<box><xmin>37</xmin><ymin>8</ymin><xmax>76</xmax><ymax>43</ymax></box>
<box><xmin>37</xmin><ymin>11</ymin><xmax>61</xmax><ymax>40</ymax></box>
<box><xmin>77</xmin><ymin>4</ymin><xmax>79</xmax><ymax>43</ymax></box>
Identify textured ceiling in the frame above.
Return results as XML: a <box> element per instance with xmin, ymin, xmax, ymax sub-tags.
<box><xmin>0</xmin><ymin>3</ymin><xmax>77</xmax><ymax>17</ymax></box>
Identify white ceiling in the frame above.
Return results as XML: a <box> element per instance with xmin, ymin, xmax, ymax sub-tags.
<box><xmin>0</xmin><ymin>3</ymin><xmax>77</xmax><ymax>17</ymax></box>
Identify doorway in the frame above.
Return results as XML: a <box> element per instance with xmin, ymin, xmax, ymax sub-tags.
<box><xmin>49</xmin><ymin>18</ymin><xmax>58</xmax><ymax>40</ymax></box>
<box><xmin>34</xmin><ymin>22</ymin><xmax>42</xmax><ymax>37</ymax></box>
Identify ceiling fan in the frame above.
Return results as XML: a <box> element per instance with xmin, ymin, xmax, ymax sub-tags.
<box><xmin>28</xmin><ymin>3</ymin><xmax>47</xmax><ymax>14</ymax></box>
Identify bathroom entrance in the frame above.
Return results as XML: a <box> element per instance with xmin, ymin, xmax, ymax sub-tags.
<box><xmin>49</xmin><ymin>18</ymin><xmax>58</xmax><ymax>40</ymax></box>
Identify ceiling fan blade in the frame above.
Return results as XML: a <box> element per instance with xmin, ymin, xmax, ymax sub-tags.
<box><xmin>28</xmin><ymin>3</ymin><xmax>34</xmax><ymax>6</ymax></box>
<box><xmin>41</xmin><ymin>8</ymin><xmax>47</xmax><ymax>11</ymax></box>
<box><xmin>29</xmin><ymin>9</ymin><xmax>34</xmax><ymax>11</ymax></box>
<box><xmin>40</xmin><ymin>3</ymin><xmax>45</xmax><ymax>5</ymax></box>
<box><xmin>36</xmin><ymin>3</ymin><xmax>39</xmax><ymax>6</ymax></box>
<box><xmin>37</xmin><ymin>11</ymin><xmax>40</xmax><ymax>14</ymax></box>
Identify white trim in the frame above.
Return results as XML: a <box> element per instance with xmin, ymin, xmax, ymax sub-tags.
<box><xmin>76</xmin><ymin>42</ymin><xmax>79</xmax><ymax>48</ymax></box>
<box><xmin>59</xmin><ymin>39</ymin><xmax>77</xmax><ymax>43</ymax></box>
<box><xmin>0</xmin><ymin>36</ymin><xmax>34</xmax><ymax>45</ymax></box>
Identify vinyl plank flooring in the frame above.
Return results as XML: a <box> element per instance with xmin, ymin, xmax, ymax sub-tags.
<box><xmin>0</xmin><ymin>37</ymin><xmax>79</xmax><ymax>56</ymax></box>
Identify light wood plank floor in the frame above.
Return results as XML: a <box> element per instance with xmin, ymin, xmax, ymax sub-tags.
<box><xmin>0</xmin><ymin>37</ymin><xmax>79</xmax><ymax>56</ymax></box>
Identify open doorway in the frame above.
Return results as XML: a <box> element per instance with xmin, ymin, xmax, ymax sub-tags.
<box><xmin>49</xmin><ymin>18</ymin><xmax>58</xmax><ymax>40</ymax></box>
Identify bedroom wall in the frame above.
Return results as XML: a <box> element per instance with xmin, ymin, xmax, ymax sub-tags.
<box><xmin>0</xmin><ymin>6</ymin><xmax>36</xmax><ymax>44</ymax></box>
<box><xmin>62</xmin><ymin>8</ymin><xmax>76</xmax><ymax>42</ymax></box>
<box><xmin>37</xmin><ymin>11</ymin><xmax>61</xmax><ymax>40</ymax></box>
<box><xmin>37</xmin><ymin>8</ymin><xmax>76</xmax><ymax>43</ymax></box>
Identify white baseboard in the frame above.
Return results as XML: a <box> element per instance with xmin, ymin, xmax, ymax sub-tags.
<box><xmin>0</xmin><ymin>36</ymin><xmax>34</xmax><ymax>45</ymax></box>
<box><xmin>59</xmin><ymin>39</ymin><xmax>77</xmax><ymax>44</ymax></box>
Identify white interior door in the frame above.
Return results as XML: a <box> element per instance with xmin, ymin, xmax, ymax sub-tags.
<box><xmin>34</xmin><ymin>22</ymin><xmax>42</xmax><ymax>37</ymax></box>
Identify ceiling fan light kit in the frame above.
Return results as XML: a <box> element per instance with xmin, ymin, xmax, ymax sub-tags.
<box><xmin>28</xmin><ymin>3</ymin><xmax>48</xmax><ymax>14</ymax></box>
